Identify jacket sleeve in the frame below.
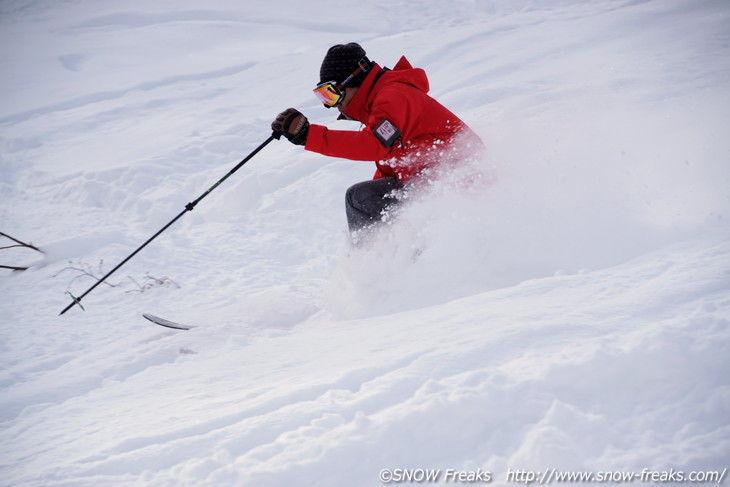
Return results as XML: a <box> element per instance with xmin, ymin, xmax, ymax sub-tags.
<box><xmin>304</xmin><ymin>84</ymin><xmax>424</xmax><ymax>163</ymax></box>
<box><xmin>304</xmin><ymin>124</ymin><xmax>393</xmax><ymax>161</ymax></box>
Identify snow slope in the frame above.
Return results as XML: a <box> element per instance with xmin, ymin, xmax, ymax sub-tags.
<box><xmin>1</xmin><ymin>1</ymin><xmax>729</xmax><ymax>486</ymax></box>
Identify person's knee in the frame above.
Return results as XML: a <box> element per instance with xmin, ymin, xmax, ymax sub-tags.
<box><xmin>344</xmin><ymin>178</ymin><xmax>406</xmax><ymax>236</ymax></box>
<box><xmin>346</xmin><ymin>180</ymin><xmax>377</xmax><ymax>210</ymax></box>
<box><xmin>345</xmin><ymin>181</ymin><xmax>361</xmax><ymax>204</ymax></box>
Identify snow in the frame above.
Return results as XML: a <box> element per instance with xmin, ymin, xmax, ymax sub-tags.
<box><xmin>1</xmin><ymin>0</ymin><xmax>729</xmax><ymax>486</ymax></box>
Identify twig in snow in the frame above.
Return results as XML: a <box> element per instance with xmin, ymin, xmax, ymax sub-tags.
<box><xmin>1</xmin><ymin>232</ymin><xmax>44</xmax><ymax>271</ymax></box>
<box><xmin>52</xmin><ymin>260</ymin><xmax>121</xmax><ymax>288</ymax></box>
<box><xmin>125</xmin><ymin>274</ymin><xmax>181</xmax><ymax>293</ymax></box>
<box><xmin>0</xmin><ymin>232</ymin><xmax>43</xmax><ymax>253</ymax></box>
<box><xmin>0</xmin><ymin>264</ymin><xmax>28</xmax><ymax>271</ymax></box>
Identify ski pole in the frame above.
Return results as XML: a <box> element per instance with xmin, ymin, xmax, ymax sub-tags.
<box><xmin>59</xmin><ymin>132</ymin><xmax>278</xmax><ymax>315</ymax></box>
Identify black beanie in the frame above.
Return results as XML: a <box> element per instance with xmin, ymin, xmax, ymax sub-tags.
<box><xmin>319</xmin><ymin>43</ymin><xmax>369</xmax><ymax>86</ymax></box>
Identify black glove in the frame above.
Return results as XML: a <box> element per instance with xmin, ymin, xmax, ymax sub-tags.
<box><xmin>272</xmin><ymin>108</ymin><xmax>309</xmax><ymax>146</ymax></box>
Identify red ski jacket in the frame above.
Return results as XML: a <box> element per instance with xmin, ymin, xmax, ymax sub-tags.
<box><xmin>305</xmin><ymin>56</ymin><xmax>483</xmax><ymax>182</ymax></box>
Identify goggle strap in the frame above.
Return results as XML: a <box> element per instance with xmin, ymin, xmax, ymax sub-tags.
<box><xmin>337</xmin><ymin>57</ymin><xmax>371</xmax><ymax>90</ymax></box>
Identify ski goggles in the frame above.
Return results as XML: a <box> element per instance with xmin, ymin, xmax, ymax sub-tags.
<box><xmin>313</xmin><ymin>81</ymin><xmax>344</xmax><ymax>107</ymax></box>
<box><xmin>313</xmin><ymin>58</ymin><xmax>371</xmax><ymax>108</ymax></box>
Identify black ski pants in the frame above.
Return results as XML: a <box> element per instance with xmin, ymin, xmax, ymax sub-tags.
<box><xmin>345</xmin><ymin>177</ymin><xmax>404</xmax><ymax>233</ymax></box>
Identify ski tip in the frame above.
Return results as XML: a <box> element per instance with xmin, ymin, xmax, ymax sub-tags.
<box><xmin>143</xmin><ymin>313</ymin><xmax>194</xmax><ymax>330</ymax></box>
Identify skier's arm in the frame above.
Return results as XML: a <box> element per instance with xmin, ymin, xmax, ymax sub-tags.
<box><xmin>304</xmin><ymin>124</ymin><xmax>393</xmax><ymax>161</ymax></box>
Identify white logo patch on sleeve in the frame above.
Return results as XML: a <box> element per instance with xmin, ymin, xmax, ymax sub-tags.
<box><xmin>373</xmin><ymin>118</ymin><xmax>402</xmax><ymax>148</ymax></box>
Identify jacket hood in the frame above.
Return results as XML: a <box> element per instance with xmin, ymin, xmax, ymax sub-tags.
<box><xmin>342</xmin><ymin>56</ymin><xmax>429</xmax><ymax>121</ymax></box>
<box><xmin>387</xmin><ymin>56</ymin><xmax>430</xmax><ymax>92</ymax></box>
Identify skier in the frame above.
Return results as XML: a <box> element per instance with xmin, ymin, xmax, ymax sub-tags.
<box><xmin>272</xmin><ymin>42</ymin><xmax>484</xmax><ymax>241</ymax></box>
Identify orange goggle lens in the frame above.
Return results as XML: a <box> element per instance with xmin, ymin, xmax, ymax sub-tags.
<box><xmin>313</xmin><ymin>82</ymin><xmax>342</xmax><ymax>107</ymax></box>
